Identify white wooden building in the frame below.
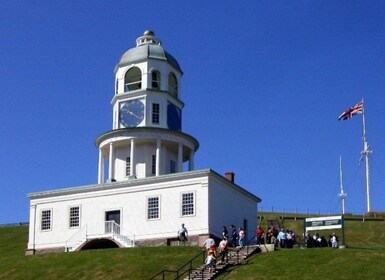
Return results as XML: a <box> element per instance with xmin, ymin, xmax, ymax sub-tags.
<box><xmin>26</xmin><ymin>31</ymin><xmax>261</xmax><ymax>254</ymax></box>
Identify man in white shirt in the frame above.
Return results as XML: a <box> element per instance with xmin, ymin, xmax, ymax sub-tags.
<box><xmin>178</xmin><ymin>223</ymin><xmax>188</xmax><ymax>245</ymax></box>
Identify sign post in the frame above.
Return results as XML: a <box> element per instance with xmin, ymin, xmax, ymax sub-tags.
<box><xmin>304</xmin><ymin>215</ymin><xmax>345</xmax><ymax>248</ymax></box>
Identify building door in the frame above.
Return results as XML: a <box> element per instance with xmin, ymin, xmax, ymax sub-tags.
<box><xmin>243</xmin><ymin>219</ymin><xmax>248</xmax><ymax>242</ymax></box>
<box><xmin>105</xmin><ymin>210</ymin><xmax>121</xmax><ymax>234</ymax></box>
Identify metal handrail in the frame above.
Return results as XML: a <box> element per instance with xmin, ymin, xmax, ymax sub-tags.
<box><xmin>149</xmin><ymin>250</ymin><xmax>206</xmax><ymax>280</ymax></box>
<box><xmin>245</xmin><ymin>234</ymin><xmax>257</xmax><ymax>256</ymax></box>
<box><xmin>149</xmin><ymin>233</ymin><xmax>260</xmax><ymax>279</ymax></box>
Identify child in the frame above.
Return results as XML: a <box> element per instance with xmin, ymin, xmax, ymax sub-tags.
<box><xmin>205</xmin><ymin>252</ymin><xmax>216</xmax><ymax>273</ymax></box>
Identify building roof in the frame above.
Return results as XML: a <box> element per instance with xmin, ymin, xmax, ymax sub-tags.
<box><xmin>27</xmin><ymin>169</ymin><xmax>261</xmax><ymax>203</ymax></box>
<box><xmin>114</xmin><ymin>30</ymin><xmax>182</xmax><ymax>74</ymax></box>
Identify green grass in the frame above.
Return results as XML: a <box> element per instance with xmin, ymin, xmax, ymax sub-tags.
<box><xmin>1</xmin><ymin>214</ymin><xmax>385</xmax><ymax>279</ymax></box>
<box><xmin>217</xmin><ymin>247</ymin><xmax>385</xmax><ymax>280</ymax></box>
<box><xmin>0</xmin><ymin>227</ymin><xmax>202</xmax><ymax>279</ymax></box>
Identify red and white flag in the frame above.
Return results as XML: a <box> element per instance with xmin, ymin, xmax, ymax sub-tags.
<box><xmin>338</xmin><ymin>101</ymin><xmax>363</xmax><ymax>121</ymax></box>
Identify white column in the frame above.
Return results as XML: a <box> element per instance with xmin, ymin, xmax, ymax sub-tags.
<box><xmin>130</xmin><ymin>138</ymin><xmax>135</xmax><ymax>177</ymax></box>
<box><xmin>108</xmin><ymin>142</ymin><xmax>114</xmax><ymax>181</ymax></box>
<box><xmin>156</xmin><ymin>138</ymin><xmax>161</xmax><ymax>176</ymax></box>
<box><xmin>178</xmin><ymin>143</ymin><xmax>183</xmax><ymax>172</ymax></box>
<box><xmin>27</xmin><ymin>204</ymin><xmax>37</xmax><ymax>251</ymax></box>
<box><xmin>189</xmin><ymin>150</ymin><xmax>194</xmax><ymax>171</ymax></box>
<box><xmin>98</xmin><ymin>148</ymin><xmax>104</xmax><ymax>184</ymax></box>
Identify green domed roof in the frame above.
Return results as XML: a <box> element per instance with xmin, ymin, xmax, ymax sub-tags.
<box><xmin>115</xmin><ymin>30</ymin><xmax>182</xmax><ymax>74</ymax></box>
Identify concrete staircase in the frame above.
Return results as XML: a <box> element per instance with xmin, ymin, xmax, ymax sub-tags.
<box><xmin>186</xmin><ymin>245</ymin><xmax>261</xmax><ymax>280</ymax></box>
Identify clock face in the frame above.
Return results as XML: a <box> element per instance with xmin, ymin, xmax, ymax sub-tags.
<box><xmin>167</xmin><ymin>102</ymin><xmax>181</xmax><ymax>131</ymax></box>
<box><xmin>119</xmin><ymin>99</ymin><xmax>145</xmax><ymax>127</ymax></box>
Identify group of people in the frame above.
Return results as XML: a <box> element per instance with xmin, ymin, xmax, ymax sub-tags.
<box><xmin>202</xmin><ymin>225</ymin><xmax>245</xmax><ymax>273</ymax></box>
<box><xmin>305</xmin><ymin>232</ymin><xmax>339</xmax><ymax>248</ymax></box>
<box><xmin>223</xmin><ymin>225</ymin><xmax>246</xmax><ymax>248</ymax></box>
<box><xmin>178</xmin><ymin>223</ymin><xmax>246</xmax><ymax>248</ymax></box>
<box><xmin>178</xmin><ymin>223</ymin><xmax>339</xmax><ymax>259</ymax></box>
<box><xmin>255</xmin><ymin>225</ymin><xmax>297</xmax><ymax>249</ymax></box>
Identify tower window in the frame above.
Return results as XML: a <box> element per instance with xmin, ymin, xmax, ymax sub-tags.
<box><xmin>170</xmin><ymin>160</ymin><xmax>176</xmax><ymax>173</ymax></box>
<box><xmin>126</xmin><ymin>157</ymin><xmax>131</xmax><ymax>177</ymax></box>
<box><xmin>124</xmin><ymin>67</ymin><xmax>142</xmax><ymax>92</ymax></box>
<box><xmin>147</xmin><ymin>196</ymin><xmax>160</xmax><ymax>220</ymax></box>
<box><xmin>168</xmin><ymin>72</ymin><xmax>178</xmax><ymax>98</ymax></box>
<box><xmin>152</xmin><ymin>103</ymin><xmax>160</xmax><ymax>124</ymax></box>
<box><xmin>152</xmin><ymin>71</ymin><xmax>160</xmax><ymax>89</ymax></box>
<box><xmin>41</xmin><ymin>209</ymin><xmax>52</xmax><ymax>231</ymax></box>
<box><xmin>151</xmin><ymin>155</ymin><xmax>156</xmax><ymax>175</ymax></box>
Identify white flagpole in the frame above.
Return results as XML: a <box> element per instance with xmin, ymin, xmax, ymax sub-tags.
<box><xmin>361</xmin><ymin>99</ymin><xmax>371</xmax><ymax>213</ymax></box>
<box><xmin>339</xmin><ymin>156</ymin><xmax>347</xmax><ymax>215</ymax></box>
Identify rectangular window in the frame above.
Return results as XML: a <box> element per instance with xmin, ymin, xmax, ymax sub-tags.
<box><xmin>152</xmin><ymin>103</ymin><xmax>160</xmax><ymax>124</ymax></box>
<box><xmin>41</xmin><ymin>209</ymin><xmax>52</xmax><ymax>231</ymax></box>
<box><xmin>170</xmin><ymin>160</ymin><xmax>176</xmax><ymax>173</ymax></box>
<box><xmin>182</xmin><ymin>192</ymin><xmax>194</xmax><ymax>216</ymax></box>
<box><xmin>69</xmin><ymin>206</ymin><xmax>80</xmax><ymax>228</ymax></box>
<box><xmin>152</xmin><ymin>155</ymin><xmax>156</xmax><ymax>175</ymax></box>
<box><xmin>126</xmin><ymin>157</ymin><xmax>131</xmax><ymax>177</ymax></box>
<box><xmin>147</xmin><ymin>196</ymin><xmax>159</xmax><ymax>220</ymax></box>
<box><xmin>152</xmin><ymin>71</ymin><xmax>160</xmax><ymax>89</ymax></box>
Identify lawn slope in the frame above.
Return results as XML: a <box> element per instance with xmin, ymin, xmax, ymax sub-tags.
<box><xmin>1</xmin><ymin>215</ymin><xmax>384</xmax><ymax>279</ymax></box>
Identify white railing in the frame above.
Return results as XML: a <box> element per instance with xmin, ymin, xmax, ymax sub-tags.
<box><xmin>104</xmin><ymin>221</ymin><xmax>135</xmax><ymax>247</ymax></box>
<box><xmin>65</xmin><ymin>222</ymin><xmax>135</xmax><ymax>252</ymax></box>
<box><xmin>105</xmin><ymin>220</ymin><xmax>120</xmax><ymax>235</ymax></box>
<box><xmin>65</xmin><ymin>224</ymin><xmax>87</xmax><ymax>252</ymax></box>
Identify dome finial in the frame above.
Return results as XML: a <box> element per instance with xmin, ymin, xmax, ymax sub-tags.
<box><xmin>136</xmin><ymin>30</ymin><xmax>161</xmax><ymax>46</ymax></box>
<box><xmin>143</xmin><ymin>30</ymin><xmax>155</xmax><ymax>36</ymax></box>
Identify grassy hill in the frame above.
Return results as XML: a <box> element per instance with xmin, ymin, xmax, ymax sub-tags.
<box><xmin>1</xmin><ymin>214</ymin><xmax>384</xmax><ymax>279</ymax></box>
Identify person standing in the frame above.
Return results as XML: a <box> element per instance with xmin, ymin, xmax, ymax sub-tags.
<box><xmin>238</xmin><ymin>227</ymin><xmax>245</xmax><ymax>248</ymax></box>
<box><xmin>230</xmin><ymin>225</ymin><xmax>237</xmax><ymax>247</ymax></box>
<box><xmin>256</xmin><ymin>225</ymin><xmax>265</xmax><ymax>245</ymax></box>
<box><xmin>331</xmin><ymin>233</ymin><xmax>338</xmax><ymax>248</ymax></box>
<box><xmin>177</xmin><ymin>223</ymin><xmax>188</xmax><ymax>245</ymax></box>
<box><xmin>222</xmin><ymin>226</ymin><xmax>228</xmax><ymax>240</ymax></box>
<box><xmin>277</xmin><ymin>228</ymin><xmax>286</xmax><ymax>248</ymax></box>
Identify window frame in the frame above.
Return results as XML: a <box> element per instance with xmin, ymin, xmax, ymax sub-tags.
<box><xmin>151</xmin><ymin>154</ymin><xmax>156</xmax><ymax>175</ymax></box>
<box><xmin>152</xmin><ymin>103</ymin><xmax>160</xmax><ymax>125</ymax></box>
<box><xmin>69</xmin><ymin>206</ymin><xmax>80</xmax><ymax>229</ymax></box>
<box><xmin>125</xmin><ymin>156</ymin><xmax>131</xmax><ymax>177</ymax></box>
<box><xmin>168</xmin><ymin>72</ymin><xmax>178</xmax><ymax>98</ymax></box>
<box><xmin>124</xmin><ymin>67</ymin><xmax>142</xmax><ymax>92</ymax></box>
<box><xmin>41</xmin><ymin>209</ymin><xmax>52</xmax><ymax>231</ymax></box>
<box><xmin>151</xmin><ymin>70</ymin><xmax>161</xmax><ymax>89</ymax></box>
<box><xmin>146</xmin><ymin>195</ymin><xmax>160</xmax><ymax>220</ymax></box>
<box><xmin>181</xmin><ymin>192</ymin><xmax>195</xmax><ymax>217</ymax></box>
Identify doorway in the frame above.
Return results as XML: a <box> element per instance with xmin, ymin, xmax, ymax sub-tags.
<box><xmin>105</xmin><ymin>210</ymin><xmax>121</xmax><ymax>234</ymax></box>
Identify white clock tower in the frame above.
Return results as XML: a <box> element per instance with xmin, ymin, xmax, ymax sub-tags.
<box><xmin>26</xmin><ymin>31</ymin><xmax>261</xmax><ymax>254</ymax></box>
<box><xmin>95</xmin><ymin>30</ymin><xmax>199</xmax><ymax>183</ymax></box>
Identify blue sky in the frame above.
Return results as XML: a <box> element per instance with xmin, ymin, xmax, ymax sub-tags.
<box><xmin>1</xmin><ymin>1</ymin><xmax>385</xmax><ymax>224</ymax></box>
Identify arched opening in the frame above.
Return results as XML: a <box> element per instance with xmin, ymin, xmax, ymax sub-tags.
<box><xmin>80</xmin><ymin>238</ymin><xmax>120</xmax><ymax>250</ymax></box>
<box><xmin>168</xmin><ymin>72</ymin><xmax>178</xmax><ymax>98</ymax></box>
<box><xmin>152</xmin><ymin>70</ymin><xmax>161</xmax><ymax>89</ymax></box>
<box><xmin>125</xmin><ymin>67</ymin><xmax>142</xmax><ymax>92</ymax></box>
